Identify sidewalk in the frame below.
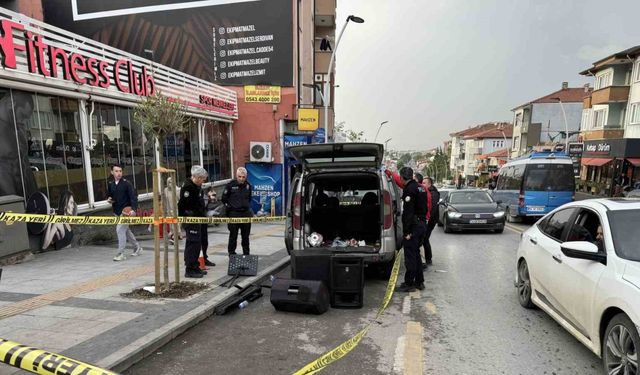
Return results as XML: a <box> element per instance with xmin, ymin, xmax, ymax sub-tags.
<box><xmin>0</xmin><ymin>222</ymin><xmax>289</xmax><ymax>375</ymax></box>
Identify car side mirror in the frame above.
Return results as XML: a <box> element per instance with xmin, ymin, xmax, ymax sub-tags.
<box><xmin>560</xmin><ymin>241</ymin><xmax>606</xmax><ymax>265</ymax></box>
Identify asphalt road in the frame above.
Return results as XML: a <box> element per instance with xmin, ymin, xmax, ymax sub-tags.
<box><xmin>126</xmin><ymin>225</ymin><xmax>604</xmax><ymax>375</ymax></box>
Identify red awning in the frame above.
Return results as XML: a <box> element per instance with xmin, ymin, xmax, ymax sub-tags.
<box><xmin>627</xmin><ymin>158</ymin><xmax>640</xmax><ymax>167</ymax></box>
<box><xmin>582</xmin><ymin>157</ymin><xmax>613</xmax><ymax>166</ymax></box>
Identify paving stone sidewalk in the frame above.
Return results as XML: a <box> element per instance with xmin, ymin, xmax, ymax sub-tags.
<box><xmin>0</xmin><ymin>222</ymin><xmax>289</xmax><ymax>375</ymax></box>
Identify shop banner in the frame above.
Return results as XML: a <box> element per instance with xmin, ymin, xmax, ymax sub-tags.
<box><xmin>313</xmin><ymin>127</ymin><xmax>326</xmax><ymax>144</ymax></box>
<box><xmin>284</xmin><ymin>135</ymin><xmax>308</xmax><ymax>159</ymax></box>
<box><xmin>244</xmin><ymin>86</ymin><xmax>281</xmax><ymax>103</ymax></box>
<box><xmin>298</xmin><ymin>109</ymin><xmax>319</xmax><ymax>131</ymax></box>
<box><xmin>246</xmin><ymin>163</ymin><xmax>283</xmax><ymax>216</ymax></box>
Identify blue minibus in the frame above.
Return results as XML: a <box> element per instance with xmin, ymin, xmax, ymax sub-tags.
<box><xmin>491</xmin><ymin>152</ymin><xmax>575</xmax><ymax>221</ymax></box>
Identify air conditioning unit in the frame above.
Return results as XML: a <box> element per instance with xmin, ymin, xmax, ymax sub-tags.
<box><xmin>314</xmin><ymin>74</ymin><xmax>327</xmax><ymax>83</ymax></box>
<box><xmin>250</xmin><ymin>141</ymin><xmax>272</xmax><ymax>162</ymax></box>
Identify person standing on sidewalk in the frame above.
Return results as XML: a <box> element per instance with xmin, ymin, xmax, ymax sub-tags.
<box><xmin>423</xmin><ymin>177</ymin><xmax>440</xmax><ymax>269</ymax></box>
<box><xmin>222</xmin><ymin>167</ymin><xmax>253</xmax><ymax>255</ymax></box>
<box><xmin>178</xmin><ymin>166</ymin><xmax>209</xmax><ymax>278</ymax></box>
<box><xmin>396</xmin><ymin>167</ymin><xmax>427</xmax><ymax>293</ymax></box>
<box><xmin>107</xmin><ymin>164</ymin><xmax>142</xmax><ymax>261</ymax></box>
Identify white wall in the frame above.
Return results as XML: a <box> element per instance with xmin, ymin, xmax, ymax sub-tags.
<box><xmin>625</xmin><ymin>57</ymin><xmax>640</xmax><ymax>138</ymax></box>
<box><xmin>482</xmin><ymin>137</ymin><xmax>511</xmax><ymax>154</ymax></box>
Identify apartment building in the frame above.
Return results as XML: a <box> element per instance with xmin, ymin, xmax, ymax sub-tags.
<box><xmin>511</xmin><ymin>82</ymin><xmax>588</xmax><ymax>158</ymax></box>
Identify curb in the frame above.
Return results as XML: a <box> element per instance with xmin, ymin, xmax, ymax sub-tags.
<box><xmin>97</xmin><ymin>254</ymin><xmax>291</xmax><ymax>373</ymax></box>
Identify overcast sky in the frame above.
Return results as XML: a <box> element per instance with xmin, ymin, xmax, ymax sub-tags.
<box><xmin>334</xmin><ymin>0</ymin><xmax>640</xmax><ymax>151</ymax></box>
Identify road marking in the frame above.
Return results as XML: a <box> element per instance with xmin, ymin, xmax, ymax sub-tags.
<box><xmin>0</xmin><ymin>227</ymin><xmax>282</xmax><ymax>319</ymax></box>
<box><xmin>403</xmin><ymin>321</ymin><xmax>424</xmax><ymax>375</ymax></box>
<box><xmin>409</xmin><ymin>290</ymin><xmax>421</xmax><ymax>299</ymax></box>
<box><xmin>402</xmin><ymin>296</ymin><xmax>411</xmax><ymax>315</ymax></box>
<box><xmin>505</xmin><ymin>223</ymin><xmax>525</xmax><ymax>233</ymax></box>
<box><xmin>425</xmin><ymin>301</ymin><xmax>437</xmax><ymax>315</ymax></box>
<box><xmin>393</xmin><ymin>336</ymin><xmax>406</xmax><ymax>374</ymax></box>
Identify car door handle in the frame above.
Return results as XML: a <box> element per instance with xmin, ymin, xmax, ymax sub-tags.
<box><xmin>529</xmin><ymin>237</ymin><xmax>538</xmax><ymax>245</ymax></box>
<box><xmin>552</xmin><ymin>255</ymin><xmax>562</xmax><ymax>264</ymax></box>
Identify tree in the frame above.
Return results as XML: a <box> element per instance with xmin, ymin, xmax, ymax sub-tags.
<box><xmin>397</xmin><ymin>153</ymin><xmax>412</xmax><ymax>169</ymax></box>
<box><xmin>334</xmin><ymin>121</ymin><xmax>365</xmax><ymax>142</ymax></box>
<box><xmin>134</xmin><ymin>91</ymin><xmax>188</xmax><ymax>154</ymax></box>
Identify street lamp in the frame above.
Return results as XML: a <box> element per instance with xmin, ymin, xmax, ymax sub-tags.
<box><xmin>324</xmin><ymin>15</ymin><xmax>364</xmax><ymax>144</ymax></box>
<box><xmin>374</xmin><ymin>120</ymin><xmax>389</xmax><ymax>143</ymax></box>
<box><xmin>551</xmin><ymin>97</ymin><xmax>569</xmax><ymax>153</ymax></box>
<box><xmin>497</xmin><ymin>125</ymin><xmax>509</xmax><ymax>162</ymax></box>
<box><xmin>302</xmin><ymin>83</ymin><xmax>325</xmax><ymax>107</ymax></box>
<box><xmin>384</xmin><ymin>137</ymin><xmax>392</xmax><ymax>150</ymax></box>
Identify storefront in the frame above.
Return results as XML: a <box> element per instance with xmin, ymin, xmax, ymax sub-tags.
<box><xmin>578</xmin><ymin>138</ymin><xmax>640</xmax><ymax>196</ymax></box>
<box><xmin>0</xmin><ymin>8</ymin><xmax>238</xmax><ymax>212</ymax></box>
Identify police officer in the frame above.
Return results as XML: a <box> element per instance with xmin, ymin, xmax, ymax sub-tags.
<box><xmin>423</xmin><ymin>177</ymin><xmax>440</xmax><ymax>269</ymax></box>
<box><xmin>178</xmin><ymin>166</ymin><xmax>209</xmax><ymax>278</ymax></box>
<box><xmin>222</xmin><ymin>167</ymin><xmax>253</xmax><ymax>255</ymax></box>
<box><xmin>397</xmin><ymin>167</ymin><xmax>428</xmax><ymax>292</ymax></box>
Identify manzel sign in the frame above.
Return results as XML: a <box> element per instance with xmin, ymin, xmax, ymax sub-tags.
<box><xmin>0</xmin><ymin>19</ymin><xmax>155</xmax><ymax>96</ymax></box>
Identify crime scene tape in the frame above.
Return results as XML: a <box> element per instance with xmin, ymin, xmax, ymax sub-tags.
<box><xmin>291</xmin><ymin>250</ymin><xmax>404</xmax><ymax>375</ymax></box>
<box><xmin>0</xmin><ymin>338</ymin><xmax>118</xmax><ymax>375</ymax></box>
<box><xmin>0</xmin><ymin>211</ymin><xmax>286</xmax><ymax>226</ymax></box>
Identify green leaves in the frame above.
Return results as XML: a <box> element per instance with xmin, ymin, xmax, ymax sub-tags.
<box><xmin>134</xmin><ymin>91</ymin><xmax>188</xmax><ymax>144</ymax></box>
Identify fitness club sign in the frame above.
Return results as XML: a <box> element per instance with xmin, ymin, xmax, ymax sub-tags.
<box><xmin>0</xmin><ymin>19</ymin><xmax>154</xmax><ymax>96</ymax></box>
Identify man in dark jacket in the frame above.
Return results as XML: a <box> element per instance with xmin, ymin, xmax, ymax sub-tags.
<box><xmin>222</xmin><ymin>167</ymin><xmax>253</xmax><ymax>255</ymax></box>
<box><xmin>108</xmin><ymin>164</ymin><xmax>142</xmax><ymax>261</ymax></box>
<box><xmin>423</xmin><ymin>177</ymin><xmax>440</xmax><ymax>268</ymax></box>
<box><xmin>397</xmin><ymin>167</ymin><xmax>428</xmax><ymax>292</ymax></box>
<box><xmin>178</xmin><ymin>166</ymin><xmax>209</xmax><ymax>278</ymax></box>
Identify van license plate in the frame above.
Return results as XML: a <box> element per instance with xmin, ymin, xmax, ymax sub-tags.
<box><xmin>527</xmin><ymin>206</ymin><xmax>545</xmax><ymax>212</ymax></box>
<box><xmin>469</xmin><ymin>219</ymin><xmax>487</xmax><ymax>224</ymax></box>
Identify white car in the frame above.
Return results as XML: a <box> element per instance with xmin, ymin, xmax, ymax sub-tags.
<box><xmin>515</xmin><ymin>199</ymin><xmax>640</xmax><ymax>375</ymax></box>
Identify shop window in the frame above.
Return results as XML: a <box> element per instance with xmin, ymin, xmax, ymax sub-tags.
<box><xmin>203</xmin><ymin>120</ymin><xmax>231</xmax><ymax>182</ymax></box>
<box><xmin>130</xmin><ymin>113</ymin><xmax>154</xmax><ymax>194</ymax></box>
<box><xmin>0</xmin><ymin>89</ymin><xmax>38</xmax><ymax>201</ymax></box>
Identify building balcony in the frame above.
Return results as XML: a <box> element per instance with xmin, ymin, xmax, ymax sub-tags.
<box><xmin>315</xmin><ymin>51</ymin><xmax>331</xmax><ymax>74</ymax></box>
<box><xmin>583</xmin><ymin>96</ymin><xmax>592</xmax><ymax>109</ymax></box>
<box><xmin>580</xmin><ymin>128</ymin><xmax>625</xmax><ymax>141</ymax></box>
<box><xmin>315</xmin><ymin>0</ymin><xmax>336</xmax><ymax>26</ymax></box>
<box><xmin>590</xmin><ymin>86</ymin><xmax>630</xmax><ymax>105</ymax></box>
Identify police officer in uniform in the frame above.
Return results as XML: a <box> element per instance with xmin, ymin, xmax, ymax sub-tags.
<box><xmin>178</xmin><ymin>166</ymin><xmax>209</xmax><ymax>278</ymax></box>
<box><xmin>222</xmin><ymin>167</ymin><xmax>253</xmax><ymax>255</ymax></box>
<box><xmin>397</xmin><ymin>167</ymin><xmax>428</xmax><ymax>292</ymax></box>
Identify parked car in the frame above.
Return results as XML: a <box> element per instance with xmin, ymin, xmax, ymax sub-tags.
<box><xmin>437</xmin><ymin>189</ymin><xmax>505</xmax><ymax>233</ymax></box>
<box><xmin>285</xmin><ymin>143</ymin><xmax>403</xmax><ymax>274</ymax></box>
<box><xmin>492</xmin><ymin>152</ymin><xmax>575</xmax><ymax>222</ymax></box>
<box><xmin>515</xmin><ymin>199</ymin><xmax>640</xmax><ymax>374</ymax></box>
<box><xmin>625</xmin><ymin>189</ymin><xmax>640</xmax><ymax>198</ymax></box>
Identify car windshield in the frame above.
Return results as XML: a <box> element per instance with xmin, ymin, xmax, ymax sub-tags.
<box><xmin>449</xmin><ymin>191</ymin><xmax>493</xmax><ymax>204</ymax></box>
<box><xmin>608</xmin><ymin>209</ymin><xmax>640</xmax><ymax>262</ymax></box>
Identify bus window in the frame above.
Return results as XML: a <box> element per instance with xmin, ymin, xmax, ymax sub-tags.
<box><xmin>524</xmin><ymin>164</ymin><xmax>574</xmax><ymax>191</ymax></box>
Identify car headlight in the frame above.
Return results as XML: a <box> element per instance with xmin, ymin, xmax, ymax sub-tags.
<box><xmin>493</xmin><ymin>211</ymin><xmax>505</xmax><ymax>218</ymax></box>
<box><xmin>447</xmin><ymin>211</ymin><xmax>462</xmax><ymax>219</ymax></box>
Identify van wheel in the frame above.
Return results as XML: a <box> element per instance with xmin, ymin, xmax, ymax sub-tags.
<box><xmin>505</xmin><ymin>207</ymin><xmax>520</xmax><ymax>223</ymax></box>
<box><xmin>603</xmin><ymin>313</ymin><xmax>640</xmax><ymax>375</ymax></box>
<box><xmin>437</xmin><ymin>218</ymin><xmax>443</xmax><ymax>227</ymax></box>
<box><xmin>377</xmin><ymin>260</ymin><xmax>394</xmax><ymax>280</ymax></box>
<box><xmin>443</xmin><ymin>217</ymin><xmax>452</xmax><ymax>233</ymax></box>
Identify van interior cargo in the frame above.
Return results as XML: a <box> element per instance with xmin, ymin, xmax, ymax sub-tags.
<box><xmin>303</xmin><ymin>172</ymin><xmax>381</xmax><ymax>251</ymax></box>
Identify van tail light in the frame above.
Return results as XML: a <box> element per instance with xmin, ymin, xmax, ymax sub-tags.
<box><xmin>293</xmin><ymin>193</ymin><xmax>301</xmax><ymax>230</ymax></box>
<box><xmin>383</xmin><ymin>190</ymin><xmax>393</xmax><ymax>230</ymax></box>
<box><xmin>518</xmin><ymin>190</ymin><xmax>525</xmax><ymax>208</ymax></box>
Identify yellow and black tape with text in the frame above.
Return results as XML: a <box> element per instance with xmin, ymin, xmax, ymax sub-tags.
<box><xmin>0</xmin><ymin>338</ymin><xmax>118</xmax><ymax>375</ymax></box>
<box><xmin>291</xmin><ymin>250</ymin><xmax>404</xmax><ymax>375</ymax></box>
<box><xmin>0</xmin><ymin>211</ymin><xmax>286</xmax><ymax>226</ymax></box>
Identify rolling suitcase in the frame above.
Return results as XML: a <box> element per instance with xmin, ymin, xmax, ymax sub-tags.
<box><xmin>270</xmin><ymin>278</ymin><xmax>329</xmax><ymax>315</ymax></box>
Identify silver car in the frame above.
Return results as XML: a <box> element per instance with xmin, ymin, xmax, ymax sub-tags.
<box><xmin>284</xmin><ymin>143</ymin><xmax>403</xmax><ymax>274</ymax></box>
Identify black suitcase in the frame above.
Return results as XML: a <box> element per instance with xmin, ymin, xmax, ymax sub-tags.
<box><xmin>270</xmin><ymin>278</ymin><xmax>329</xmax><ymax>315</ymax></box>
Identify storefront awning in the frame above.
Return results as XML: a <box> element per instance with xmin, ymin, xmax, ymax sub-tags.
<box><xmin>627</xmin><ymin>158</ymin><xmax>640</xmax><ymax>167</ymax></box>
<box><xmin>581</xmin><ymin>157</ymin><xmax>613</xmax><ymax>166</ymax></box>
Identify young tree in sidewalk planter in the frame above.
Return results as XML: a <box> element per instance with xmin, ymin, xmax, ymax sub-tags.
<box><xmin>134</xmin><ymin>92</ymin><xmax>189</xmax><ymax>292</ymax></box>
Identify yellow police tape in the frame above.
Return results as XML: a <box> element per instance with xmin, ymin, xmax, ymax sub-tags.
<box><xmin>0</xmin><ymin>211</ymin><xmax>286</xmax><ymax>225</ymax></box>
<box><xmin>0</xmin><ymin>338</ymin><xmax>118</xmax><ymax>375</ymax></box>
<box><xmin>291</xmin><ymin>250</ymin><xmax>404</xmax><ymax>375</ymax></box>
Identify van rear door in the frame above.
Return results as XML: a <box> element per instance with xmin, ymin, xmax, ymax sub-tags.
<box><xmin>523</xmin><ymin>163</ymin><xmax>575</xmax><ymax>213</ymax></box>
<box><xmin>289</xmin><ymin>143</ymin><xmax>384</xmax><ymax>171</ymax></box>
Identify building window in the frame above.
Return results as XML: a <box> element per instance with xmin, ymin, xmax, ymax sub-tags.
<box><xmin>595</xmin><ymin>71</ymin><xmax>612</xmax><ymax>90</ymax></box>
<box><xmin>630</xmin><ymin>103</ymin><xmax>640</xmax><ymax>125</ymax></box>
<box><xmin>581</xmin><ymin>110</ymin><xmax>591</xmax><ymax>131</ymax></box>
<box><xmin>593</xmin><ymin>109</ymin><xmax>607</xmax><ymax>128</ymax></box>
<box><xmin>202</xmin><ymin>120</ymin><xmax>231</xmax><ymax>182</ymax></box>
<box><xmin>635</xmin><ymin>60</ymin><xmax>640</xmax><ymax>82</ymax></box>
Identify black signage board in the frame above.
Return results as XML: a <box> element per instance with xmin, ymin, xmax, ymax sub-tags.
<box><xmin>568</xmin><ymin>142</ymin><xmax>583</xmax><ymax>178</ymax></box>
<box><xmin>43</xmin><ymin>0</ymin><xmax>294</xmax><ymax>86</ymax></box>
<box><xmin>583</xmin><ymin>139</ymin><xmax>640</xmax><ymax>158</ymax></box>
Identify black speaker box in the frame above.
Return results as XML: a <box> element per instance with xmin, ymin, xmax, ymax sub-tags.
<box><xmin>290</xmin><ymin>249</ymin><xmax>332</xmax><ymax>287</ymax></box>
<box><xmin>270</xmin><ymin>278</ymin><xmax>329</xmax><ymax>315</ymax></box>
<box><xmin>330</xmin><ymin>256</ymin><xmax>364</xmax><ymax>308</ymax></box>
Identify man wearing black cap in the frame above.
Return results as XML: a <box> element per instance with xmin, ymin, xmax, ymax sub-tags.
<box><xmin>397</xmin><ymin>167</ymin><xmax>428</xmax><ymax>292</ymax></box>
